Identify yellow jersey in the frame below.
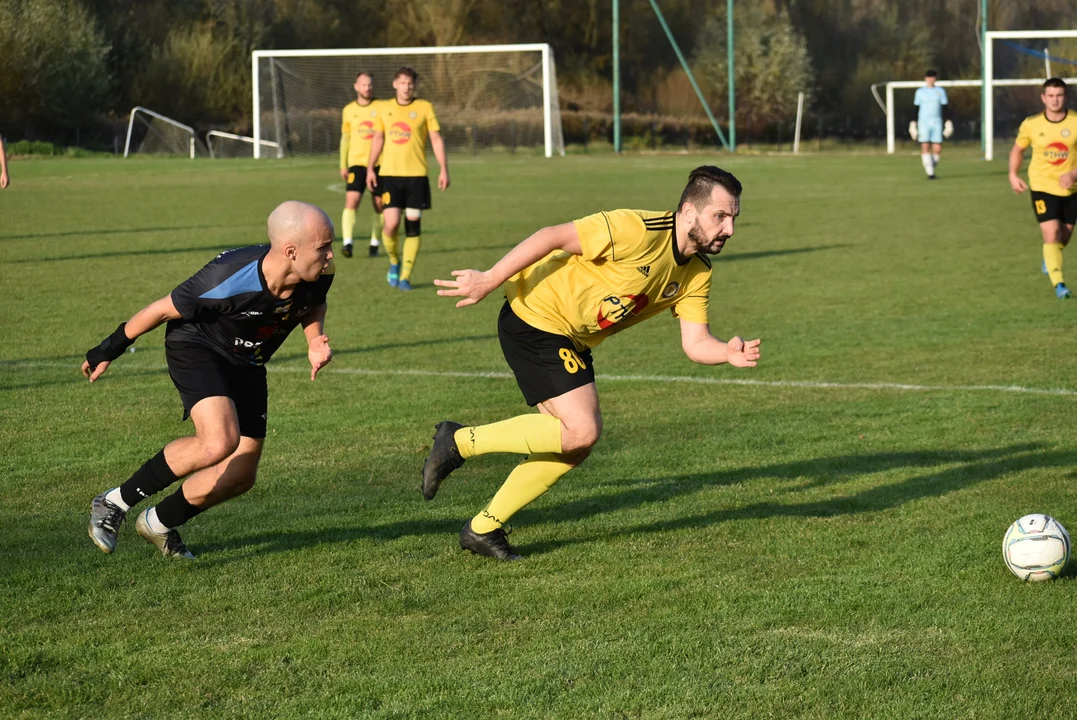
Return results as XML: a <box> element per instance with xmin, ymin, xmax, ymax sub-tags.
<box><xmin>373</xmin><ymin>98</ymin><xmax>440</xmax><ymax>177</ymax></box>
<box><xmin>504</xmin><ymin>210</ymin><xmax>713</xmax><ymax>352</ymax></box>
<box><xmin>1015</xmin><ymin>110</ymin><xmax>1077</xmax><ymax>196</ymax></box>
<box><xmin>340</xmin><ymin>99</ymin><xmax>381</xmax><ymax>168</ymax></box>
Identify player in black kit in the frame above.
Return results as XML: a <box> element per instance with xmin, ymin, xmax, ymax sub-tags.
<box><xmin>84</xmin><ymin>201</ymin><xmax>335</xmax><ymax>559</ymax></box>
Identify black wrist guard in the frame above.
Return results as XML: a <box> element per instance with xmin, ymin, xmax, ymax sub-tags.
<box><xmin>86</xmin><ymin>323</ymin><xmax>134</xmax><ymax>371</ymax></box>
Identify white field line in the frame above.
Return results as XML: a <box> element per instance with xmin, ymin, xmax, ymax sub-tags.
<box><xmin>3</xmin><ymin>360</ymin><xmax>1076</xmax><ymax>397</ymax></box>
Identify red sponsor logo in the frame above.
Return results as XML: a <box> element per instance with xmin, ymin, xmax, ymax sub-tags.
<box><xmin>358</xmin><ymin>120</ymin><xmax>374</xmax><ymax>139</ymax></box>
<box><xmin>597</xmin><ymin>293</ymin><xmax>649</xmax><ymax>329</ymax></box>
<box><xmin>389</xmin><ymin>122</ymin><xmax>411</xmax><ymax>144</ymax></box>
<box><xmin>1045</xmin><ymin>142</ymin><xmax>1069</xmax><ymax>166</ymax></box>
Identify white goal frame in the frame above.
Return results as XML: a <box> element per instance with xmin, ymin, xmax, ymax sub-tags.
<box><xmin>251</xmin><ymin>43</ymin><xmax>563</xmax><ymax>159</ymax></box>
<box><xmin>124</xmin><ymin>106</ymin><xmax>196</xmax><ymax>159</ymax></box>
<box><xmin>205</xmin><ymin>130</ymin><xmax>282</xmax><ymax>159</ymax></box>
<box><xmin>984</xmin><ymin>30</ymin><xmax>1077</xmax><ymax>160</ymax></box>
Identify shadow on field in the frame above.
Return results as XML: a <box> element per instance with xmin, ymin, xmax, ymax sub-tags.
<box><xmin>187</xmin><ymin>443</ymin><xmax>1069</xmax><ymax>564</ymax></box>
<box><xmin>9</xmin><ymin>243</ymin><xmax>237</xmax><ymax>264</ymax></box>
<box><xmin>519</xmin><ymin>443</ymin><xmax>1063</xmax><ymax>555</ymax></box>
<box><xmin>0</xmin><ymin>223</ymin><xmax>255</xmax><ymax>242</ymax></box>
<box><xmin>718</xmin><ymin>244</ymin><xmax>849</xmax><ymax>262</ymax></box>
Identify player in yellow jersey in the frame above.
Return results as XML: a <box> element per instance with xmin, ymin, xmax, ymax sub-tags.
<box><xmin>339</xmin><ymin>72</ymin><xmax>384</xmax><ymax>258</ymax></box>
<box><xmin>420</xmin><ymin>166</ymin><xmax>761</xmax><ymax>560</ymax></box>
<box><xmin>366</xmin><ymin>67</ymin><xmax>450</xmax><ymax>291</ymax></box>
<box><xmin>1009</xmin><ymin>78</ymin><xmax>1077</xmax><ymax>299</ymax></box>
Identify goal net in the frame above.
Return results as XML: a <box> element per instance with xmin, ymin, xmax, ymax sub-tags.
<box><xmin>985</xmin><ymin>30</ymin><xmax>1077</xmax><ymax>160</ymax></box>
<box><xmin>252</xmin><ymin>44</ymin><xmax>565</xmax><ymax>159</ymax></box>
<box><xmin>876</xmin><ymin>31</ymin><xmax>1077</xmax><ymax>158</ymax></box>
<box><xmin>206</xmin><ymin>131</ymin><xmax>282</xmax><ymax>159</ymax></box>
<box><xmin>124</xmin><ymin>107</ymin><xmax>207</xmax><ymax>159</ymax></box>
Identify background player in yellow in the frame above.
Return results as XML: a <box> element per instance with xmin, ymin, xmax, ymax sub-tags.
<box><xmin>422</xmin><ymin>166</ymin><xmax>761</xmax><ymax>560</ymax></box>
<box><xmin>366</xmin><ymin>66</ymin><xmax>450</xmax><ymax>291</ymax></box>
<box><xmin>1009</xmin><ymin>78</ymin><xmax>1077</xmax><ymax>299</ymax></box>
<box><xmin>339</xmin><ymin>71</ymin><xmax>384</xmax><ymax>258</ymax></box>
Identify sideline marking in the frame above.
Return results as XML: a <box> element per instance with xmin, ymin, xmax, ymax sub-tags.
<box><xmin>5</xmin><ymin>361</ymin><xmax>1075</xmax><ymax>397</ymax></box>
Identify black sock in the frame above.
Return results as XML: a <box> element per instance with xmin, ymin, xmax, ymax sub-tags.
<box><xmin>119</xmin><ymin>449</ymin><xmax>179</xmax><ymax>508</ymax></box>
<box><xmin>154</xmin><ymin>486</ymin><xmax>205</xmax><ymax>529</ymax></box>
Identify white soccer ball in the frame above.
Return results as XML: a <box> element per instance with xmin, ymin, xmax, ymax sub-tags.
<box><xmin>1002</xmin><ymin>514</ymin><xmax>1071</xmax><ymax>582</ymax></box>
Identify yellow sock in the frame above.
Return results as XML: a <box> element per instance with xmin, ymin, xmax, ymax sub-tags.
<box><xmin>400</xmin><ymin>235</ymin><xmax>421</xmax><ymax>281</ymax></box>
<box><xmin>371</xmin><ymin>213</ymin><xmax>382</xmax><ymax>242</ymax></box>
<box><xmin>383</xmin><ymin>229</ymin><xmax>399</xmax><ymax>266</ymax></box>
<box><xmin>1045</xmin><ymin>243</ymin><xmax>1064</xmax><ymax>286</ymax></box>
<box><xmin>471</xmin><ymin>453</ymin><xmax>574</xmax><ymax>533</ymax></box>
<box><xmin>455</xmin><ymin>415</ymin><xmax>562</xmax><ymax>459</ymax></box>
<box><xmin>341</xmin><ymin>208</ymin><xmax>356</xmax><ymax>242</ymax></box>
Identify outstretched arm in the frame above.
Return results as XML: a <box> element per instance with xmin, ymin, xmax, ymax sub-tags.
<box><xmin>679</xmin><ymin>320</ymin><xmax>760</xmax><ymax>367</ymax></box>
<box><xmin>433</xmin><ymin>222</ymin><xmax>582</xmax><ymax>308</ymax></box>
<box><xmin>81</xmin><ymin>295</ymin><xmax>182</xmax><ymax>382</ymax></box>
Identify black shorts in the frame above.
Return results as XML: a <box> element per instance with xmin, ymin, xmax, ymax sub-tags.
<box><xmin>498</xmin><ymin>302</ymin><xmax>595</xmax><ymax>407</ymax></box>
<box><xmin>346</xmin><ymin>165</ymin><xmax>380</xmax><ymax>195</ymax></box>
<box><xmin>380</xmin><ymin>176</ymin><xmax>431</xmax><ymax>210</ymax></box>
<box><xmin>1031</xmin><ymin>191</ymin><xmax>1077</xmax><ymax>225</ymax></box>
<box><xmin>165</xmin><ymin>340</ymin><xmax>268</xmax><ymax>438</ymax></box>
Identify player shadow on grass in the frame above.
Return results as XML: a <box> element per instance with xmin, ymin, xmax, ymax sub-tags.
<box><xmin>519</xmin><ymin>443</ymin><xmax>1061</xmax><ymax>555</ymax></box>
<box><xmin>191</xmin><ymin>442</ymin><xmax>1059</xmax><ymax>564</ymax></box>
<box><xmin>271</xmin><ymin>333</ymin><xmax>498</xmax><ymax>363</ymax></box>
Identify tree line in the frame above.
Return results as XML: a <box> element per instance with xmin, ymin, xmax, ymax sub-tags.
<box><xmin>1</xmin><ymin>0</ymin><xmax>1072</xmax><ymax>148</ymax></box>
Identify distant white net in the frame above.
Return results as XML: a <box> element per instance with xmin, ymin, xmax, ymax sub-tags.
<box><xmin>254</xmin><ymin>46</ymin><xmax>564</xmax><ymax>158</ymax></box>
<box><xmin>206</xmin><ymin>131</ymin><xmax>281</xmax><ymax>159</ymax></box>
<box><xmin>124</xmin><ymin>107</ymin><xmax>207</xmax><ymax>158</ymax></box>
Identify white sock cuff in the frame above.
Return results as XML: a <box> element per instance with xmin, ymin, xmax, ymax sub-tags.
<box><xmin>105</xmin><ymin>487</ymin><xmax>130</xmax><ymax>512</ymax></box>
<box><xmin>146</xmin><ymin>507</ymin><xmax>170</xmax><ymax>534</ymax></box>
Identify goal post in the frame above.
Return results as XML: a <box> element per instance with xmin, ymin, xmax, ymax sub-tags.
<box><xmin>124</xmin><ymin>106</ymin><xmax>199</xmax><ymax>159</ymax></box>
<box><xmin>984</xmin><ymin>30</ymin><xmax>1077</xmax><ymax>160</ymax></box>
<box><xmin>251</xmin><ymin>44</ymin><xmax>565</xmax><ymax>159</ymax></box>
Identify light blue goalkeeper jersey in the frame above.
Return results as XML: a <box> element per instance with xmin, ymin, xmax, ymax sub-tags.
<box><xmin>914</xmin><ymin>86</ymin><xmax>948</xmax><ymax>124</ymax></box>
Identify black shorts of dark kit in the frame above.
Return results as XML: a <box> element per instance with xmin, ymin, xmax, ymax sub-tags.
<box><xmin>1031</xmin><ymin>190</ymin><xmax>1077</xmax><ymax>225</ymax></box>
<box><xmin>380</xmin><ymin>175</ymin><xmax>431</xmax><ymax>210</ymax></box>
<box><xmin>497</xmin><ymin>302</ymin><xmax>595</xmax><ymax>407</ymax></box>
<box><xmin>165</xmin><ymin>341</ymin><xmax>268</xmax><ymax>438</ymax></box>
<box><xmin>346</xmin><ymin>165</ymin><xmax>381</xmax><ymax>194</ymax></box>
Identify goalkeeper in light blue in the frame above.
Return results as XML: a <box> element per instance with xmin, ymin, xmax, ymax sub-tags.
<box><xmin>910</xmin><ymin>69</ymin><xmax>952</xmax><ymax>179</ymax></box>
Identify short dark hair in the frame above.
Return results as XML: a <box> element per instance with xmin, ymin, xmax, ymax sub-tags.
<box><xmin>678</xmin><ymin>166</ymin><xmax>742</xmax><ymax>211</ymax></box>
<box><xmin>394</xmin><ymin>66</ymin><xmax>418</xmax><ymax>82</ymax></box>
<box><xmin>355</xmin><ymin>71</ymin><xmax>372</xmax><ymax>82</ymax></box>
<box><xmin>1044</xmin><ymin>77</ymin><xmax>1067</xmax><ymax>92</ymax></box>
<box><xmin>925</xmin><ymin>69</ymin><xmax>938</xmax><ymax>78</ymax></box>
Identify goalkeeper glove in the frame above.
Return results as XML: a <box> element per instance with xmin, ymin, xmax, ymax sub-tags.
<box><xmin>943</xmin><ymin>120</ymin><xmax>954</xmax><ymax>139</ymax></box>
<box><xmin>908</xmin><ymin>121</ymin><xmax>918</xmax><ymax>141</ymax></box>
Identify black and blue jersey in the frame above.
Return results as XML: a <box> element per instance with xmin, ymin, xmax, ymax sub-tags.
<box><xmin>166</xmin><ymin>245</ymin><xmax>334</xmax><ymax>366</ymax></box>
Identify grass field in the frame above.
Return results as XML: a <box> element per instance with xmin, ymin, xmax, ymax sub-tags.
<box><xmin>2</xmin><ymin>149</ymin><xmax>1077</xmax><ymax>719</ymax></box>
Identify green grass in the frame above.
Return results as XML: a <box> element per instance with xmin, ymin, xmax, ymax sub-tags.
<box><xmin>2</xmin><ymin>150</ymin><xmax>1076</xmax><ymax>719</ymax></box>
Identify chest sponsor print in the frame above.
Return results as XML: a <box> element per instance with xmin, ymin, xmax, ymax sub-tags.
<box><xmin>597</xmin><ymin>293</ymin><xmax>649</xmax><ymax>329</ymax></box>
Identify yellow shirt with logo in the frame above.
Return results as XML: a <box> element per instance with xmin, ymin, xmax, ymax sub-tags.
<box><xmin>1015</xmin><ymin>110</ymin><xmax>1077</xmax><ymax>196</ymax></box>
<box><xmin>504</xmin><ymin>210</ymin><xmax>713</xmax><ymax>352</ymax></box>
<box><xmin>341</xmin><ymin>99</ymin><xmax>382</xmax><ymax>168</ymax></box>
<box><xmin>373</xmin><ymin>98</ymin><xmax>440</xmax><ymax>177</ymax></box>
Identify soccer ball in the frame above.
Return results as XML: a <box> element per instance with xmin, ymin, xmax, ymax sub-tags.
<box><xmin>1002</xmin><ymin>514</ymin><xmax>1071</xmax><ymax>582</ymax></box>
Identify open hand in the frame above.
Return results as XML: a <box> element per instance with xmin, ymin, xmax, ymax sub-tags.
<box><xmin>308</xmin><ymin>335</ymin><xmax>332</xmax><ymax>380</ymax></box>
<box><xmin>727</xmin><ymin>337</ymin><xmax>761</xmax><ymax>368</ymax></box>
<box><xmin>433</xmin><ymin>269</ymin><xmax>496</xmax><ymax>308</ymax></box>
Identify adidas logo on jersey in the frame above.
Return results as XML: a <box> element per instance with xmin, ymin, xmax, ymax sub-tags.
<box><xmin>636</xmin><ymin>266</ymin><xmax>650</xmax><ymax>278</ymax></box>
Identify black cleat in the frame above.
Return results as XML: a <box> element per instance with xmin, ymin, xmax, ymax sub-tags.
<box><xmin>460</xmin><ymin>520</ymin><xmax>522</xmax><ymax>561</ymax></box>
<box><xmin>368</xmin><ymin>243</ymin><xmax>379</xmax><ymax>257</ymax></box>
<box><xmin>342</xmin><ymin>243</ymin><xmax>353</xmax><ymax>258</ymax></box>
<box><xmin>421</xmin><ymin>421</ymin><xmax>465</xmax><ymax>500</ymax></box>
